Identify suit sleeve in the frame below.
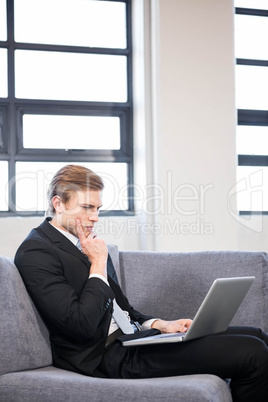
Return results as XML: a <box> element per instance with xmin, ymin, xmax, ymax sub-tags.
<box><xmin>15</xmin><ymin>239</ymin><xmax>115</xmax><ymax>344</ymax></box>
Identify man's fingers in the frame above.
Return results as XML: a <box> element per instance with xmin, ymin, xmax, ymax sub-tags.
<box><xmin>185</xmin><ymin>320</ymin><xmax>192</xmax><ymax>329</ymax></box>
<box><xmin>76</xmin><ymin>219</ymin><xmax>86</xmax><ymax>241</ymax></box>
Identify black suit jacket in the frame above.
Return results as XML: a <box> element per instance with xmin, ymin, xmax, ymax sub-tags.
<box><xmin>15</xmin><ymin>218</ymin><xmax>153</xmax><ymax>377</ymax></box>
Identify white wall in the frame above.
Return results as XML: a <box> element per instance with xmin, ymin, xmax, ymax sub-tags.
<box><xmin>0</xmin><ymin>217</ymin><xmax>43</xmax><ymax>258</ymax></box>
<box><xmin>1</xmin><ymin>0</ymin><xmax>266</xmax><ymax>258</ymax></box>
<box><xmin>147</xmin><ymin>0</ymin><xmax>238</xmax><ymax>251</ymax></box>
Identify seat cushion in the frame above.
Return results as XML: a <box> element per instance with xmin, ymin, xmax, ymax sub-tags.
<box><xmin>0</xmin><ymin>255</ymin><xmax>52</xmax><ymax>375</ymax></box>
<box><xmin>0</xmin><ymin>366</ymin><xmax>232</xmax><ymax>402</ymax></box>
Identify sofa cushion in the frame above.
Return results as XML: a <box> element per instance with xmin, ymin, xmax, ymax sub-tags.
<box><xmin>119</xmin><ymin>251</ymin><xmax>268</xmax><ymax>332</ymax></box>
<box><xmin>0</xmin><ymin>366</ymin><xmax>232</xmax><ymax>402</ymax></box>
<box><xmin>107</xmin><ymin>244</ymin><xmax>121</xmax><ymax>284</ymax></box>
<box><xmin>0</xmin><ymin>255</ymin><xmax>52</xmax><ymax>375</ymax></box>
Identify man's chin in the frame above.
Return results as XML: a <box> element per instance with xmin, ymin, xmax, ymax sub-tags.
<box><xmin>71</xmin><ymin>227</ymin><xmax>90</xmax><ymax>238</ymax></box>
<box><xmin>66</xmin><ymin>227</ymin><xmax>78</xmax><ymax>237</ymax></box>
<box><xmin>67</xmin><ymin>223</ymin><xmax>92</xmax><ymax>238</ymax></box>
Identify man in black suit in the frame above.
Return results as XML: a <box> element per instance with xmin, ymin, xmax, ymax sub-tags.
<box><xmin>15</xmin><ymin>164</ymin><xmax>268</xmax><ymax>402</ymax></box>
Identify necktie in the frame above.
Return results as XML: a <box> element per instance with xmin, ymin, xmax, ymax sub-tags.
<box><xmin>112</xmin><ymin>299</ymin><xmax>134</xmax><ymax>334</ymax></box>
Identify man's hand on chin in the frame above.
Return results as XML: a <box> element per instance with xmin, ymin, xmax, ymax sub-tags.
<box><xmin>76</xmin><ymin>219</ymin><xmax>108</xmax><ymax>279</ymax></box>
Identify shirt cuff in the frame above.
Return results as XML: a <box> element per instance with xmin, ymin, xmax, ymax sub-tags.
<box><xmin>141</xmin><ymin>318</ymin><xmax>159</xmax><ymax>331</ymax></box>
<box><xmin>89</xmin><ymin>273</ymin><xmax>109</xmax><ymax>287</ymax></box>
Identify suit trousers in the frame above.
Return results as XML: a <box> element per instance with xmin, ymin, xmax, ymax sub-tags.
<box><xmin>98</xmin><ymin>326</ymin><xmax>268</xmax><ymax>402</ymax></box>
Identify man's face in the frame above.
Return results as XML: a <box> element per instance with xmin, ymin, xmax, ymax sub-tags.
<box><xmin>58</xmin><ymin>190</ymin><xmax>103</xmax><ymax>238</ymax></box>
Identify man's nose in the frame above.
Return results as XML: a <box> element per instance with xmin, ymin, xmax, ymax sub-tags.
<box><xmin>88</xmin><ymin>211</ymin><xmax>99</xmax><ymax>222</ymax></box>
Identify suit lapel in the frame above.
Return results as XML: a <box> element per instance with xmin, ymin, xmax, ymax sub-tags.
<box><xmin>38</xmin><ymin>218</ymin><xmax>89</xmax><ymax>265</ymax></box>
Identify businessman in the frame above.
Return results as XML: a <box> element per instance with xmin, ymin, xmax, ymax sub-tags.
<box><xmin>15</xmin><ymin>164</ymin><xmax>268</xmax><ymax>402</ymax></box>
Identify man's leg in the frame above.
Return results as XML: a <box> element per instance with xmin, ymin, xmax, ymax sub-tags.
<box><xmin>100</xmin><ymin>327</ymin><xmax>268</xmax><ymax>402</ymax></box>
<box><xmin>225</xmin><ymin>325</ymin><xmax>268</xmax><ymax>344</ymax></box>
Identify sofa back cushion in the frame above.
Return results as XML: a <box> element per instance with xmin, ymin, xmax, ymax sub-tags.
<box><xmin>0</xmin><ymin>255</ymin><xmax>52</xmax><ymax>375</ymax></box>
<box><xmin>119</xmin><ymin>251</ymin><xmax>268</xmax><ymax>333</ymax></box>
<box><xmin>107</xmin><ymin>244</ymin><xmax>121</xmax><ymax>284</ymax></box>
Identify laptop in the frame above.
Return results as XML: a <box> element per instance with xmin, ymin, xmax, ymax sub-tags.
<box><xmin>122</xmin><ymin>276</ymin><xmax>255</xmax><ymax>346</ymax></box>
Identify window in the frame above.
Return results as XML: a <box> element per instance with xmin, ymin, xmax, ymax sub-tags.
<box><xmin>0</xmin><ymin>0</ymin><xmax>133</xmax><ymax>216</ymax></box>
<box><xmin>235</xmin><ymin>1</ymin><xmax>268</xmax><ymax>213</ymax></box>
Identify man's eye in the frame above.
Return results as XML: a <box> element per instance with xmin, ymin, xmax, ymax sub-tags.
<box><xmin>81</xmin><ymin>205</ymin><xmax>101</xmax><ymax>212</ymax></box>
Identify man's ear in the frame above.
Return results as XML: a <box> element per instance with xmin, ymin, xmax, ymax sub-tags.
<box><xmin>52</xmin><ymin>195</ymin><xmax>63</xmax><ymax>214</ymax></box>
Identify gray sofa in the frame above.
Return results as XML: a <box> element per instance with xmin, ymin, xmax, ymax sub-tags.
<box><xmin>1</xmin><ymin>246</ymin><xmax>268</xmax><ymax>402</ymax></box>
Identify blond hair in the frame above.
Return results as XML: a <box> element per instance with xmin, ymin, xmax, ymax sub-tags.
<box><xmin>47</xmin><ymin>165</ymin><xmax>104</xmax><ymax>216</ymax></box>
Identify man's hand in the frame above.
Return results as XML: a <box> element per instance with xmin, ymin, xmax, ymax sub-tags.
<box><xmin>76</xmin><ymin>219</ymin><xmax>108</xmax><ymax>279</ymax></box>
<box><xmin>151</xmin><ymin>318</ymin><xmax>192</xmax><ymax>334</ymax></box>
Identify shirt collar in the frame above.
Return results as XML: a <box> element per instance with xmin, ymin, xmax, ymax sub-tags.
<box><xmin>49</xmin><ymin>222</ymin><xmax>78</xmax><ymax>246</ymax></box>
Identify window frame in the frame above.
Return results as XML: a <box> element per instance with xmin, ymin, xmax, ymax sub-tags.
<box><xmin>236</xmin><ymin>6</ymin><xmax>268</xmax><ymax>215</ymax></box>
<box><xmin>0</xmin><ymin>0</ymin><xmax>134</xmax><ymax>217</ymax></box>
